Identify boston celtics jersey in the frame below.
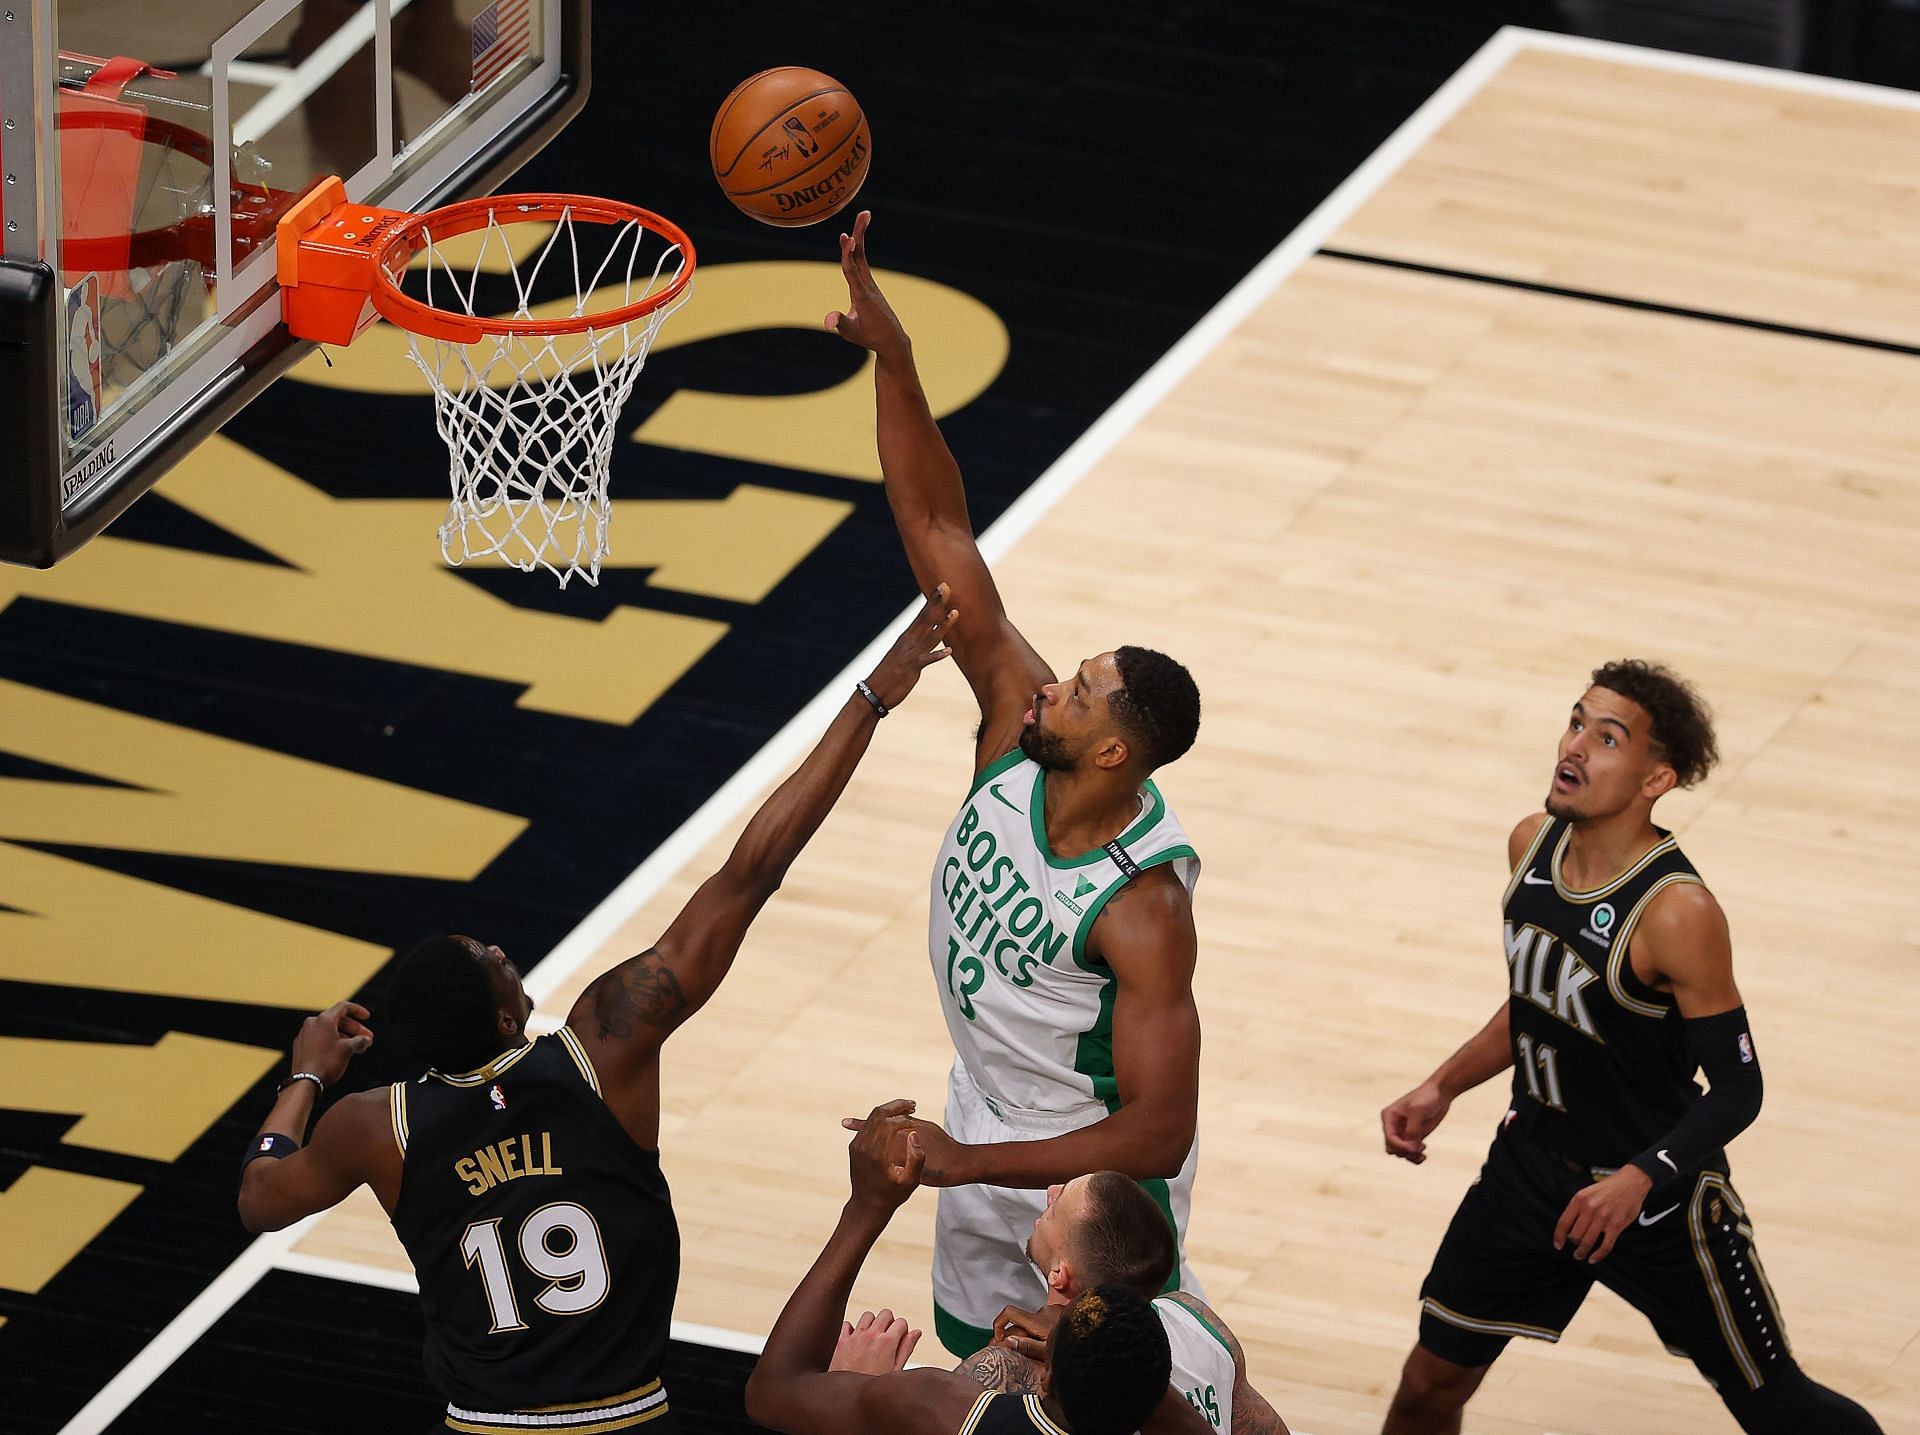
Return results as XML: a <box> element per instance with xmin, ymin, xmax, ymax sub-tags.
<box><xmin>1157</xmin><ymin>1296</ymin><xmax>1236</xmax><ymax>1433</ymax></box>
<box><xmin>928</xmin><ymin>749</ymin><xmax>1199</xmax><ymax>1115</ymax></box>
<box><xmin>1502</xmin><ymin>817</ymin><xmax>1710</xmax><ymax>1171</ymax></box>
<box><xmin>387</xmin><ymin>1030</ymin><xmax>679</xmax><ymax>1428</ymax></box>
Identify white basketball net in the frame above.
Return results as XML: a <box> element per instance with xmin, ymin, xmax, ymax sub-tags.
<box><xmin>403</xmin><ymin>206</ymin><xmax>691</xmax><ymax>587</ymax></box>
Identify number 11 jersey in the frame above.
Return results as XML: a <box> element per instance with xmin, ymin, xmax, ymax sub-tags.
<box><xmin>1502</xmin><ymin>817</ymin><xmax>1712</xmax><ymax>1173</ymax></box>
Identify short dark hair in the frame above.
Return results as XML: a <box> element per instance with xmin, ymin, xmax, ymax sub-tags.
<box><xmin>1589</xmin><ymin>660</ymin><xmax>1719</xmax><ymax>788</ymax></box>
<box><xmin>1108</xmin><ymin>647</ymin><xmax>1200</xmax><ymax>770</ymax></box>
<box><xmin>388</xmin><ymin>935</ymin><xmax>503</xmax><ymax>1072</ymax></box>
<box><xmin>1050</xmin><ymin>1284</ymin><xmax>1172</xmax><ymax>1435</ymax></box>
<box><xmin>1071</xmin><ymin>1172</ymin><xmax>1177</xmax><ymax>1299</ymax></box>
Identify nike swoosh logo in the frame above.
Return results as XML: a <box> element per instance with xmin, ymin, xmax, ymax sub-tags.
<box><xmin>988</xmin><ymin>782</ymin><xmax>1020</xmax><ymax>812</ymax></box>
<box><xmin>1638</xmin><ymin>1203</ymin><xmax>1681</xmax><ymax>1227</ymax></box>
<box><xmin>1657</xmin><ymin>1149</ymin><xmax>1678</xmax><ymax>1174</ymax></box>
<box><xmin>1521</xmin><ymin>871</ymin><xmax>1553</xmax><ymax>885</ymax></box>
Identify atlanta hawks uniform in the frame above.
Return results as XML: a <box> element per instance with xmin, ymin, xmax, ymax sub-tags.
<box><xmin>1418</xmin><ymin>819</ymin><xmax>1791</xmax><ymax>1394</ymax></box>
<box><xmin>387</xmin><ymin>1031</ymin><xmax>679</xmax><ymax>1432</ymax></box>
<box><xmin>928</xmin><ymin>747</ymin><xmax>1201</xmax><ymax>1354</ymax></box>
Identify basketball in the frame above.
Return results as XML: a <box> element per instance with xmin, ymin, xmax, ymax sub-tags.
<box><xmin>710</xmin><ymin>67</ymin><xmax>870</xmax><ymax>227</ymax></box>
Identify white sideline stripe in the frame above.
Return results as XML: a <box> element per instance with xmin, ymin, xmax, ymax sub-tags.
<box><xmin>1509</xmin><ymin>25</ymin><xmax>1920</xmax><ymax>110</ymax></box>
<box><xmin>59</xmin><ymin>25</ymin><xmax>1920</xmax><ymax>1435</ymax></box>
<box><xmin>59</xmin><ymin>1212</ymin><xmax>325</xmax><ymax>1435</ymax></box>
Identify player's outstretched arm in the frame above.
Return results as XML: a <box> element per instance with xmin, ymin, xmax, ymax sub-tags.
<box><xmin>880</xmin><ymin>867</ymin><xmax>1200</xmax><ymax>1187</ymax></box>
<box><xmin>237</xmin><ymin>1001</ymin><xmax>397</xmax><ymax>1231</ymax></box>
<box><xmin>746</xmin><ymin>1103</ymin><xmax>974</xmax><ymax>1435</ymax></box>
<box><xmin>571</xmin><ymin>594</ymin><xmax>956</xmax><ymax>1088</ymax></box>
<box><xmin>827</xmin><ymin>211</ymin><xmax>1052</xmax><ymax>765</ymax></box>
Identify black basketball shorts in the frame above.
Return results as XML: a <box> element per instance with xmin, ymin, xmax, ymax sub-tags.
<box><xmin>1416</xmin><ymin>1118</ymin><xmax>1793</xmax><ymax>1394</ymax></box>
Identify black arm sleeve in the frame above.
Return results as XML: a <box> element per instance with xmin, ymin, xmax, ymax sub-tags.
<box><xmin>1629</xmin><ymin>1006</ymin><xmax>1763</xmax><ymax>1185</ymax></box>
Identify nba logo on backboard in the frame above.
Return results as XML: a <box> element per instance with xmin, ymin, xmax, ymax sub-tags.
<box><xmin>489</xmin><ymin>1083</ymin><xmax>507</xmax><ymax>1111</ymax></box>
<box><xmin>66</xmin><ymin>276</ymin><xmax>103</xmax><ymax>443</ymax></box>
<box><xmin>1738</xmin><ymin>1033</ymin><xmax>1753</xmax><ymax>1063</ymax></box>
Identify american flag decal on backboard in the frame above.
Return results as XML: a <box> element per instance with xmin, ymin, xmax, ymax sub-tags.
<box><xmin>471</xmin><ymin>0</ymin><xmax>534</xmax><ymax>91</ymax></box>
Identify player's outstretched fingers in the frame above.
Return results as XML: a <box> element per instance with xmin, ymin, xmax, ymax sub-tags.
<box><xmin>899</xmin><ymin>1327</ymin><xmax>922</xmax><ymax>1364</ymax></box>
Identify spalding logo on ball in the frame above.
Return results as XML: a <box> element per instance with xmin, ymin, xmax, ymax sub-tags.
<box><xmin>711</xmin><ymin>67</ymin><xmax>870</xmax><ymax>227</ymax></box>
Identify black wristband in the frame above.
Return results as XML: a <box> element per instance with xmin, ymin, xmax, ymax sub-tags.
<box><xmin>854</xmin><ymin>679</ymin><xmax>889</xmax><ymax>717</ymax></box>
<box><xmin>243</xmin><ymin>1131</ymin><xmax>301</xmax><ymax>1172</ymax></box>
<box><xmin>277</xmin><ymin>1071</ymin><xmax>326</xmax><ymax>1097</ymax></box>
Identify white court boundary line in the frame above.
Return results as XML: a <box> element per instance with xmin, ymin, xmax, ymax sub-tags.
<box><xmin>57</xmin><ymin>23</ymin><xmax>1920</xmax><ymax>1433</ymax></box>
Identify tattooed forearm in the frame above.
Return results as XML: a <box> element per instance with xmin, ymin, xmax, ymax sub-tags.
<box><xmin>960</xmin><ymin>1345</ymin><xmax>1042</xmax><ymax>1394</ymax></box>
<box><xmin>591</xmin><ymin>947</ymin><xmax>691</xmax><ymax>1041</ymax></box>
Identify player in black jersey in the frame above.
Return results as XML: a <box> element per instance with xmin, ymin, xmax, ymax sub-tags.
<box><xmin>1377</xmin><ymin>661</ymin><xmax>1882</xmax><ymax>1435</ymax></box>
<box><xmin>745</xmin><ymin>1101</ymin><xmax>1205</xmax><ymax>1435</ymax></box>
<box><xmin>235</xmin><ymin>592</ymin><xmax>960</xmax><ymax>1433</ymax></box>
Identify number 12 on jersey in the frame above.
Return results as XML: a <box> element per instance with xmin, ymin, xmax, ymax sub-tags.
<box><xmin>1515</xmin><ymin>1033</ymin><xmax>1567</xmax><ymax>1112</ymax></box>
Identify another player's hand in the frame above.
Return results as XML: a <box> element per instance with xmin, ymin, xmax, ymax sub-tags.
<box><xmin>863</xmin><ymin>584</ymin><xmax>958</xmax><ymax>710</ymax></box>
<box><xmin>1553</xmin><ymin>1165</ymin><xmax>1654</xmax><ymax>1264</ymax></box>
<box><xmin>845</xmin><ymin>1099</ymin><xmax>926</xmax><ymax>1214</ymax></box>
<box><xmin>1381</xmin><ymin>1079</ymin><xmax>1451</xmax><ymax>1163</ymax></box>
<box><xmin>830</xmin><ymin>1308</ymin><xmax>922</xmax><ymax>1373</ymax></box>
<box><xmin>826</xmin><ymin>211</ymin><xmax>910</xmax><ymax>359</ymax></box>
<box><xmin>289</xmin><ymin>1001</ymin><xmax>373</xmax><ymax>1088</ymax></box>
<box><xmin>841</xmin><ymin>1111</ymin><xmax>971</xmax><ymax>1187</ymax></box>
<box><xmin>990</xmin><ymin>1303</ymin><xmax>1060</xmax><ymax>1363</ymax></box>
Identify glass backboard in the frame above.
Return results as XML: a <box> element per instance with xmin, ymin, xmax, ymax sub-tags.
<box><xmin>0</xmin><ymin>0</ymin><xmax>587</xmax><ymax>565</ymax></box>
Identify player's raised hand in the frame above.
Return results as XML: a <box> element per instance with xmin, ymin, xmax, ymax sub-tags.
<box><xmin>289</xmin><ymin>1000</ymin><xmax>374</xmax><ymax>1088</ymax></box>
<box><xmin>1553</xmin><ymin>1165</ymin><xmax>1654</xmax><ymax>1263</ymax></box>
<box><xmin>825</xmin><ymin>212</ymin><xmax>910</xmax><ymax>359</ymax></box>
<box><xmin>829</xmin><ymin>1308</ymin><xmax>923</xmax><ymax>1373</ymax></box>
<box><xmin>845</xmin><ymin>1099</ymin><xmax>926</xmax><ymax>1213</ymax></box>
<box><xmin>1381</xmin><ymin>1079</ymin><xmax>1452</xmax><ymax>1164</ymax></box>
<box><xmin>863</xmin><ymin>583</ymin><xmax>958</xmax><ymax>709</ymax></box>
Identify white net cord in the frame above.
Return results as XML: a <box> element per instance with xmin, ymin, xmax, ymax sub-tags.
<box><xmin>404</xmin><ymin>206</ymin><xmax>690</xmax><ymax>587</ymax></box>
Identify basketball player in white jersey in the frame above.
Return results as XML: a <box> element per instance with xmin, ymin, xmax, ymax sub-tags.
<box><xmin>832</xmin><ymin>1171</ymin><xmax>1290</xmax><ymax>1435</ymax></box>
<box><xmin>977</xmin><ymin>1174</ymin><xmax>1286</xmax><ymax>1435</ymax></box>
<box><xmin>828</xmin><ymin>211</ymin><xmax>1206</xmax><ymax>1355</ymax></box>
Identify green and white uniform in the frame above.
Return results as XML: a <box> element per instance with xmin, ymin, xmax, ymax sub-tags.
<box><xmin>928</xmin><ymin>748</ymin><xmax>1201</xmax><ymax>1355</ymax></box>
<box><xmin>1157</xmin><ymin>1296</ymin><xmax>1236</xmax><ymax>1433</ymax></box>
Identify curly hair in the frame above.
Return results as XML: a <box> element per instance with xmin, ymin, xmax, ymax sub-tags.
<box><xmin>1108</xmin><ymin>647</ymin><xmax>1201</xmax><ymax>770</ymax></box>
<box><xmin>387</xmin><ymin>935</ymin><xmax>505</xmax><ymax>1072</ymax></box>
<box><xmin>1070</xmin><ymin>1171</ymin><xmax>1177</xmax><ymax>1298</ymax></box>
<box><xmin>1049</xmin><ymin>1284</ymin><xmax>1172</xmax><ymax>1435</ymax></box>
<box><xmin>1590</xmin><ymin>660</ymin><xmax>1720</xmax><ymax>788</ymax></box>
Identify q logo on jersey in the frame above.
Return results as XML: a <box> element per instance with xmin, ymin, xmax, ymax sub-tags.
<box><xmin>1580</xmin><ymin>902</ymin><xmax>1617</xmax><ymax>947</ymax></box>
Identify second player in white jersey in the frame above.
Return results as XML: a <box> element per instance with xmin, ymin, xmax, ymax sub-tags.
<box><xmin>931</xmin><ymin>748</ymin><xmax>1199</xmax><ymax>1116</ymax></box>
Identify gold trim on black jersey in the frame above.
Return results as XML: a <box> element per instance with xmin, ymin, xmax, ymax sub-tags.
<box><xmin>1500</xmin><ymin>817</ymin><xmax>1557</xmax><ymax>909</ymax></box>
<box><xmin>388</xmin><ymin>1082</ymin><xmax>409</xmax><ymax>1155</ymax></box>
<box><xmin>1549</xmin><ymin>825</ymin><xmax>1677</xmax><ymax>903</ymax></box>
<box><xmin>428</xmin><ymin>1040</ymin><xmax>539</xmax><ymax>1087</ymax></box>
<box><xmin>1603</xmin><ymin>871</ymin><xmax>1704</xmax><ymax>1019</ymax></box>
<box><xmin>958</xmin><ymin>1390</ymin><xmax>996</xmax><ymax>1435</ymax></box>
<box><xmin>446</xmin><ymin>1377</ymin><xmax>667</xmax><ymax>1432</ymax></box>
<box><xmin>555</xmin><ymin>1026</ymin><xmax>603</xmax><ymax>1096</ymax></box>
<box><xmin>1419</xmin><ymin>1296</ymin><xmax>1562</xmax><ymax>1344</ymax></box>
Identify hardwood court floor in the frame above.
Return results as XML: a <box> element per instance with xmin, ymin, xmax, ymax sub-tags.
<box><xmin>298</xmin><ymin>42</ymin><xmax>1920</xmax><ymax>1434</ymax></box>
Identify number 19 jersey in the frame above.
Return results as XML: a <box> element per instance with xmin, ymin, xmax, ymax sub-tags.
<box><xmin>387</xmin><ymin>1030</ymin><xmax>679</xmax><ymax>1430</ymax></box>
<box><xmin>929</xmin><ymin>749</ymin><xmax>1199</xmax><ymax>1117</ymax></box>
